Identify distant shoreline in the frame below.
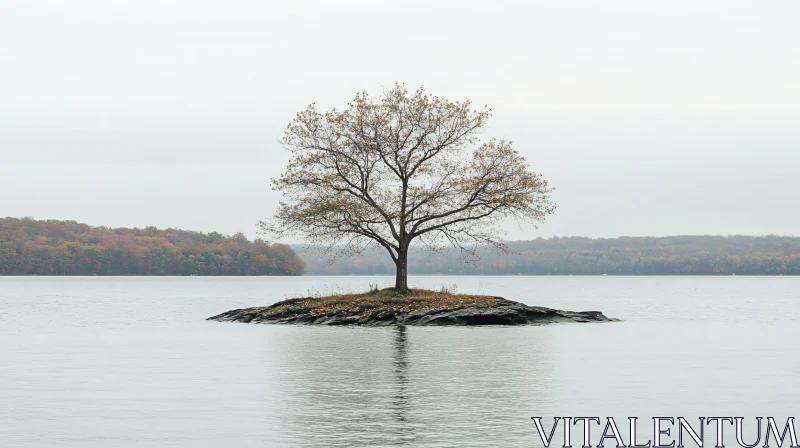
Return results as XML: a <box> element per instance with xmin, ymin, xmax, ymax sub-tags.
<box><xmin>3</xmin><ymin>218</ymin><xmax>798</xmax><ymax>276</ymax></box>
<box><xmin>0</xmin><ymin>217</ymin><xmax>305</xmax><ymax>276</ymax></box>
<box><xmin>0</xmin><ymin>273</ymin><xmax>796</xmax><ymax>277</ymax></box>
<box><xmin>297</xmin><ymin>235</ymin><xmax>800</xmax><ymax>276</ymax></box>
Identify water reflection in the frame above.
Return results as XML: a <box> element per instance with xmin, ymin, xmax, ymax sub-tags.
<box><xmin>274</xmin><ymin>325</ymin><xmax>557</xmax><ymax>447</ymax></box>
<box><xmin>274</xmin><ymin>327</ymin><xmax>406</xmax><ymax>447</ymax></box>
<box><xmin>390</xmin><ymin>325</ymin><xmax>412</xmax><ymax>444</ymax></box>
<box><xmin>5</xmin><ymin>277</ymin><xmax>800</xmax><ymax>447</ymax></box>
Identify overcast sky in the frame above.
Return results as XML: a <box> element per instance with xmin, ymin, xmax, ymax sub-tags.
<box><xmin>1</xmin><ymin>0</ymin><xmax>798</xmax><ymax>241</ymax></box>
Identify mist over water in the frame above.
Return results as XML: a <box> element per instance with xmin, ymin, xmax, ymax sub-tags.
<box><xmin>1</xmin><ymin>276</ymin><xmax>798</xmax><ymax>447</ymax></box>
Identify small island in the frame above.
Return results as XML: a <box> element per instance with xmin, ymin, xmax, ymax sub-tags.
<box><xmin>207</xmin><ymin>288</ymin><xmax>618</xmax><ymax>326</ymax></box>
<box><xmin>207</xmin><ymin>85</ymin><xmax>620</xmax><ymax>327</ymax></box>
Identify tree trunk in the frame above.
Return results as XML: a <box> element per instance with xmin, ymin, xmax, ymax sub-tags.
<box><xmin>394</xmin><ymin>250</ymin><xmax>409</xmax><ymax>294</ymax></box>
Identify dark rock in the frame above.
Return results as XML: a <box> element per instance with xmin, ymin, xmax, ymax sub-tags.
<box><xmin>207</xmin><ymin>299</ymin><xmax>619</xmax><ymax>327</ymax></box>
<box><xmin>373</xmin><ymin>309</ymin><xmax>396</xmax><ymax>321</ymax></box>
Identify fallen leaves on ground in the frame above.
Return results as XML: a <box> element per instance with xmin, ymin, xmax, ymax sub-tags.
<box><xmin>268</xmin><ymin>288</ymin><xmax>507</xmax><ymax>316</ymax></box>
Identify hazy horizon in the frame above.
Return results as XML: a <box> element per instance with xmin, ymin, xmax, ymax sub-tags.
<box><xmin>2</xmin><ymin>1</ymin><xmax>798</xmax><ymax>240</ymax></box>
<box><xmin>4</xmin><ymin>215</ymin><xmax>799</xmax><ymax>242</ymax></box>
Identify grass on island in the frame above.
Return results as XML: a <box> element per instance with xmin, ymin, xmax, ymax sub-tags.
<box><xmin>266</xmin><ymin>287</ymin><xmax>507</xmax><ymax>315</ymax></box>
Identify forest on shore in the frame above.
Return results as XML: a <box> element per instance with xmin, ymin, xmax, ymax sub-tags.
<box><xmin>3</xmin><ymin>217</ymin><xmax>798</xmax><ymax>276</ymax></box>
<box><xmin>297</xmin><ymin>235</ymin><xmax>800</xmax><ymax>276</ymax></box>
<box><xmin>0</xmin><ymin>218</ymin><xmax>305</xmax><ymax>276</ymax></box>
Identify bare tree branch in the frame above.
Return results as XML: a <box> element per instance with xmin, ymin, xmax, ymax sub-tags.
<box><xmin>258</xmin><ymin>83</ymin><xmax>557</xmax><ymax>293</ymax></box>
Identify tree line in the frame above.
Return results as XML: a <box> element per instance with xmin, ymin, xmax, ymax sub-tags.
<box><xmin>297</xmin><ymin>235</ymin><xmax>800</xmax><ymax>275</ymax></box>
<box><xmin>0</xmin><ymin>217</ymin><xmax>305</xmax><ymax>276</ymax></box>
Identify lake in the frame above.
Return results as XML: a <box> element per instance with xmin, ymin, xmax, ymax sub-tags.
<box><xmin>1</xmin><ymin>276</ymin><xmax>798</xmax><ymax>447</ymax></box>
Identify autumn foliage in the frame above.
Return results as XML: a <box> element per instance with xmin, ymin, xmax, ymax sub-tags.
<box><xmin>261</xmin><ymin>83</ymin><xmax>556</xmax><ymax>292</ymax></box>
<box><xmin>0</xmin><ymin>217</ymin><xmax>305</xmax><ymax>276</ymax></box>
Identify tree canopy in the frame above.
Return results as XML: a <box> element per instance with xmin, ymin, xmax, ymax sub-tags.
<box><xmin>0</xmin><ymin>217</ymin><xmax>305</xmax><ymax>276</ymax></box>
<box><xmin>261</xmin><ymin>83</ymin><xmax>556</xmax><ymax>292</ymax></box>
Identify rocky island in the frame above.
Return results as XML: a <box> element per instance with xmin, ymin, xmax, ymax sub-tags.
<box><xmin>207</xmin><ymin>288</ymin><xmax>618</xmax><ymax>326</ymax></box>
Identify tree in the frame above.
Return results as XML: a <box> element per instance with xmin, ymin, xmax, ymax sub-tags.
<box><xmin>260</xmin><ymin>84</ymin><xmax>557</xmax><ymax>293</ymax></box>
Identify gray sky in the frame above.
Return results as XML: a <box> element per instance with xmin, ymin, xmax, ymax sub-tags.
<box><xmin>2</xmin><ymin>0</ymin><xmax>798</xmax><ymax>240</ymax></box>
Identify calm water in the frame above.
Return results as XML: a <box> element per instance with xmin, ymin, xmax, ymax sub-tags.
<box><xmin>1</xmin><ymin>276</ymin><xmax>798</xmax><ymax>447</ymax></box>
